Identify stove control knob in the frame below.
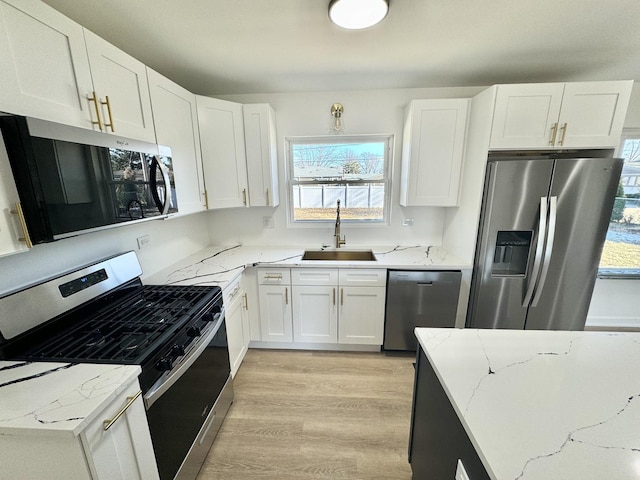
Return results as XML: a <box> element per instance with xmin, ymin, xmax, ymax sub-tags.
<box><xmin>155</xmin><ymin>358</ymin><xmax>173</xmax><ymax>372</ymax></box>
<box><xmin>211</xmin><ymin>305</ymin><xmax>222</xmax><ymax>314</ymax></box>
<box><xmin>172</xmin><ymin>344</ymin><xmax>185</xmax><ymax>356</ymax></box>
<box><xmin>187</xmin><ymin>326</ymin><xmax>202</xmax><ymax>337</ymax></box>
<box><xmin>203</xmin><ymin>312</ymin><xmax>215</xmax><ymax>323</ymax></box>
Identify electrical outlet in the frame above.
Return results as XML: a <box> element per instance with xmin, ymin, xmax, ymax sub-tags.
<box><xmin>137</xmin><ymin>235</ymin><xmax>151</xmax><ymax>249</ymax></box>
<box><xmin>263</xmin><ymin>216</ymin><xmax>274</xmax><ymax>229</ymax></box>
<box><xmin>455</xmin><ymin>460</ymin><xmax>470</xmax><ymax>480</ymax></box>
<box><xmin>402</xmin><ymin>218</ymin><xmax>414</xmax><ymax>227</ymax></box>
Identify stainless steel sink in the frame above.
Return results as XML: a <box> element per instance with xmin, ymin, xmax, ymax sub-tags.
<box><xmin>301</xmin><ymin>249</ymin><xmax>377</xmax><ymax>261</ymax></box>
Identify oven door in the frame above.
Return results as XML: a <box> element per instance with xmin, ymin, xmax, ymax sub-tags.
<box><xmin>144</xmin><ymin>310</ymin><xmax>233</xmax><ymax>480</ymax></box>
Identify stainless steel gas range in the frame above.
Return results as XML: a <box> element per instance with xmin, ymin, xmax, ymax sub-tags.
<box><xmin>0</xmin><ymin>251</ymin><xmax>233</xmax><ymax>480</ymax></box>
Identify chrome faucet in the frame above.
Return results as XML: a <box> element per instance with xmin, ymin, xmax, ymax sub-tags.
<box><xmin>334</xmin><ymin>199</ymin><xmax>346</xmax><ymax>248</ymax></box>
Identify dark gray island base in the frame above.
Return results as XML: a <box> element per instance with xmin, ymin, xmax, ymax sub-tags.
<box><xmin>409</xmin><ymin>346</ymin><xmax>491</xmax><ymax>480</ymax></box>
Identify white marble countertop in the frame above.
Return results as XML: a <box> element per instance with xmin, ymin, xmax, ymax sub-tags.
<box><xmin>415</xmin><ymin>328</ymin><xmax>640</xmax><ymax>480</ymax></box>
<box><xmin>0</xmin><ymin>361</ymin><xmax>141</xmax><ymax>437</ymax></box>
<box><xmin>144</xmin><ymin>244</ymin><xmax>469</xmax><ymax>291</ymax></box>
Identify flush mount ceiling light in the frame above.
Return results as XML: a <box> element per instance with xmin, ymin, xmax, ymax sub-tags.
<box><xmin>328</xmin><ymin>0</ymin><xmax>389</xmax><ymax>30</ymax></box>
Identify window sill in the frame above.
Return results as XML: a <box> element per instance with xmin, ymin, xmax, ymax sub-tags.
<box><xmin>597</xmin><ymin>269</ymin><xmax>640</xmax><ymax>279</ymax></box>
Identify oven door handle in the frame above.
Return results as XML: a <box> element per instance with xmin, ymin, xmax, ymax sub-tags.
<box><xmin>144</xmin><ymin>306</ymin><xmax>225</xmax><ymax>409</ymax></box>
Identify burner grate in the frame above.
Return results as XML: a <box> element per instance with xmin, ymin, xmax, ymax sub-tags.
<box><xmin>20</xmin><ymin>285</ymin><xmax>219</xmax><ymax>363</ymax></box>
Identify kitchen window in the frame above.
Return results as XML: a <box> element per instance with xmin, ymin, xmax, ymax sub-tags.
<box><xmin>287</xmin><ymin>135</ymin><xmax>392</xmax><ymax>224</ymax></box>
<box><xmin>599</xmin><ymin>128</ymin><xmax>640</xmax><ymax>277</ymax></box>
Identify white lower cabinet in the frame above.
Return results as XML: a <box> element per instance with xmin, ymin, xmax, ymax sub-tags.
<box><xmin>82</xmin><ymin>381</ymin><xmax>159</xmax><ymax>479</ymax></box>
<box><xmin>257</xmin><ymin>268</ymin><xmax>292</xmax><ymax>342</ymax></box>
<box><xmin>225</xmin><ymin>275</ymin><xmax>250</xmax><ymax>377</ymax></box>
<box><xmin>339</xmin><ymin>286</ymin><xmax>385</xmax><ymax>345</ymax></box>
<box><xmin>257</xmin><ymin>268</ymin><xmax>386</xmax><ymax>346</ymax></box>
<box><xmin>0</xmin><ymin>379</ymin><xmax>159</xmax><ymax>480</ymax></box>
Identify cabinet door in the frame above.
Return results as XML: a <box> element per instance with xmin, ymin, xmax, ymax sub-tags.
<box><xmin>82</xmin><ymin>381</ymin><xmax>159</xmax><ymax>480</ymax></box>
<box><xmin>557</xmin><ymin>81</ymin><xmax>633</xmax><ymax>148</ymax></box>
<box><xmin>0</xmin><ymin>139</ymin><xmax>30</xmax><ymax>256</ymax></box>
<box><xmin>83</xmin><ymin>29</ymin><xmax>155</xmax><ymax>142</ymax></box>
<box><xmin>400</xmin><ymin>99</ymin><xmax>469</xmax><ymax>206</ymax></box>
<box><xmin>489</xmin><ymin>83</ymin><xmax>564</xmax><ymax>149</ymax></box>
<box><xmin>243</xmin><ymin>104</ymin><xmax>279</xmax><ymax>207</ymax></box>
<box><xmin>0</xmin><ymin>0</ymin><xmax>94</xmax><ymax>128</ymax></box>
<box><xmin>292</xmin><ymin>285</ymin><xmax>338</xmax><ymax>343</ymax></box>
<box><xmin>339</xmin><ymin>286</ymin><xmax>385</xmax><ymax>345</ymax></box>
<box><xmin>147</xmin><ymin>68</ymin><xmax>206</xmax><ymax>215</ymax></box>
<box><xmin>225</xmin><ymin>283</ymin><xmax>247</xmax><ymax>377</ymax></box>
<box><xmin>258</xmin><ymin>284</ymin><xmax>292</xmax><ymax>342</ymax></box>
<box><xmin>196</xmin><ymin>96</ymin><xmax>249</xmax><ymax>209</ymax></box>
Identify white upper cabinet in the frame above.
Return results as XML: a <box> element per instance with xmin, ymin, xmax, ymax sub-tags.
<box><xmin>0</xmin><ymin>138</ymin><xmax>30</xmax><ymax>257</ymax></box>
<box><xmin>0</xmin><ymin>0</ymin><xmax>156</xmax><ymax>143</ymax></box>
<box><xmin>196</xmin><ymin>96</ymin><xmax>249</xmax><ymax>209</ymax></box>
<box><xmin>400</xmin><ymin>98</ymin><xmax>469</xmax><ymax>207</ymax></box>
<box><xmin>490</xmin><ymin>81</ymin><xmax>633</xmax><ymax>150</ymax></box>
<box><xmin>243</xmin><ymin>104</ymin><xmax>279</xmax><ymax>207</ymax></box>
<box><xmin>0</xmin><ymin>0</ymin><xmax>94</xmax><ymax>128</ymax></box>
<box><xmin>83</xmin><ymin>30</ymin><xmax>155</xmax><ymax>143</ymax></box>
<box><xmin>147</xmin><ymin>68</ymin><xmax>206</xmax><ymax>215</ymax></box>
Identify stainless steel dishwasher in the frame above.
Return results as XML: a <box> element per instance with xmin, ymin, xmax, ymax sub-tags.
<box><xmin>384</xmin><ymin>270</ymin><xmax>462</xmax><ymax>351</ymax></box>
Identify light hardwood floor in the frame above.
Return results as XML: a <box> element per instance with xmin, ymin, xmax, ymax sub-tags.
<box><xmin>197</xmin><ymin>349</ymin><xmax>416</xmax><ymax>480</ymax></box>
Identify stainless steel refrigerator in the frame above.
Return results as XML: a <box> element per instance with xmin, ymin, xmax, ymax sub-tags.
<box><xmin>466</xmin><ymin>154</ymin><xmax>623</xmax><ymax>330</ymax></box>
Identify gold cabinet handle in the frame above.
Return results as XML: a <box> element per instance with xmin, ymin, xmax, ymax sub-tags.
<box><xmin>266</xmin><ymin>188</ymin><xmax>270</xmax><ymax>206</ymax></box>
<box><xmin>101</xmin><ymin>95</ymin><xmax>115</xmax><ymax>132</ymax></box>
<box><xmin>242</xmin><ymin>292</ymin><xmax>248</xmax><ymax>310</ymax></box>
<box><xmin>229</xmin><ymin>285</ymin><xmax>241</xmax><ymax>299</ymax></box>
<box><xmin>340</xmin><ymin>288</ymin><xmax>344</xmax><ymax>306</ymax></box>
<box><xmin>88</xmin><ymin>91</ymin><xmax>103</xmax><ymax>130</ymax></box>
<box><xmin>285</xmin><ymin>287</ymin><xmax>288</xmax><ymax>305</ymax></box>
<box><xmin>558</xmin><ymin>123</ymin><xmax>568</xmax><ymax>146</ymax></box>
<box><xmin>103</xmin><ymin>390</ymin><xmax>141</xmax><ymax>431</ymax></box>
<box><xmin>264</xmin><ymin>274</ymin><xmax>283</xmax><ymax>281</ymax></box>
<box><xmin>333</xmin><ymin>288</ymin><xmax>336</xmax><ymax>306</ymax></box>
<box><xmin>549</xmin><ymin>122</ymin><xmax>558</xmax><ymax>146</ymax></box>
<box><xmin>242</xmin><ymin>188</ymin><xmax>247</xmax><ymax>206</ymax></box>
<box><xmin>204</xmin><ymin>190</ymin><xmax>209</xmax><ymax>209</ymax></box>
<box><xmin>10</xmin><ymin>202</ymin><xmax>33</xmax><ymax>249</ymax></box>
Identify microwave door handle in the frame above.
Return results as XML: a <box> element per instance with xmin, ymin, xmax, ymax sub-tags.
<box><xmin>150</xmin><ymin>155</ymin><xmax>172</xmax><ymax>214</ymax></box>
<box><xmin>531</xmin><ymin>196</ymin><xmax>557</xmax><ymax>307</ymax></box>
<box><xmin>522</xmin><ymin>197</ymin><xmax>548</xmax><ymax>307</ymax></box>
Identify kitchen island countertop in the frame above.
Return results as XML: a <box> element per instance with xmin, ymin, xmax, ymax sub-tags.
<box><xmin>415</xmin><ymin>327</ymin><xmax>640</xmax><ymax>480</ymax></box>
<box><xmin>144</xmin><ymin>244</ymin><xmax>469</xmax><ymax>291</ymax></box>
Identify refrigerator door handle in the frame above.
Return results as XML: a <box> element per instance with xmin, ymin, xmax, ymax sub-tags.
<box><xmin>522</xmin><ymin>197</ymin><xmax>548</xmax><ymax>307</ymax></box>
<box><xmin>531</xmin><ymin>196</ymin><xmax>557</xmax><ymax>307</ymax></box>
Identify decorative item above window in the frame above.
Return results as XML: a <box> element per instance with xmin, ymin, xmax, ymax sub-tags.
<box><xmin>328</xmin><ymin>0</ymin><xmax>389</xmax><ymax>30</ymax></box>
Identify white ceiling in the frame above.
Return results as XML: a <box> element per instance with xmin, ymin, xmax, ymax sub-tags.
<box><xmin>42</xmin><ymin>0</ymin><xmax>640</xmax><ymax>96</ymax></box>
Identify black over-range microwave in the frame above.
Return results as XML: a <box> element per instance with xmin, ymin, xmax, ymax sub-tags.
<box><xmin>0</xmin><ymin>115</ymin><xmax>177</xmax><ymax>245</ymax></box>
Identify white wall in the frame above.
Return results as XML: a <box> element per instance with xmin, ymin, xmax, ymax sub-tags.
<box><xmin>586</xmin><ymin>81</ymin><xmax>640</xmax><ymax>329</ymax></box>
<box><xmin>0</xmin><ymin>211</ymin><xmax>210</xmax><ymax>296</ymax></box>
<box><xmin>208</xmin><ymin>86</ymin><xmax>484</xmax><ymax>247</ymax></box>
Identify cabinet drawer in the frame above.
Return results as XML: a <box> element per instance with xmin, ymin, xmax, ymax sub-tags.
<box><xmin>257</xmin><ymin>268</ymin><xmax>291</xmax><ymax>285</ymax></box>
<box><xmin>339</xmin><ymin>269</ymin><xmax>386</xmax><ymax>287</ymax></box>
<box><xmin>292</xmin><ymin>268</ymin><xmax>338</xmax><ymax>286</ymax></box>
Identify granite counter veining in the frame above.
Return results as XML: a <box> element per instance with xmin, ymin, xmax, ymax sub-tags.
<box><xmin>144</xmin><ymin>244</ymin><xmax>469</xmax><ymax>290</ymax></box>
<box><xmin>415</xmin><ymin>328</ymin><xmax>640</xmax><ymax>480</ymax></box>
<box><xmin>0</xmin><ymin>361</ymin><xmax>141</xmax><ymax>437</ymax></box>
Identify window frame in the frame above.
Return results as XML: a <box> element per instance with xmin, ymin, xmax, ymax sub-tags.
<box><xmin>285</xmin><ymin>134</ymin><xmax>393</xmax><ymax>227</ymax></box>
<box><xmin>598</xmin><ymin>127</ymin><xmax>640</xmax><ymax>279</ymax></box>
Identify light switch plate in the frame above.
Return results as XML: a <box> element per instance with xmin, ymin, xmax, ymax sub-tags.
<box><xmin>402</xmin><ymin>218</ymin><xmax>414</xmax><ymax>227</ymax></box>
<box><xmin>136</xmin><ymin>234</ymin><xmax>151</xmax><ymax>249</ymax></box>
<box><xmin>263</xmin><ymin>216</ymin><xmax>274</xmax><ymax>229</ymax></box>
<box><xmin>455</xmin><ymin>459</ymin><xmax>470</xmax><ymax>480</ymax></box>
